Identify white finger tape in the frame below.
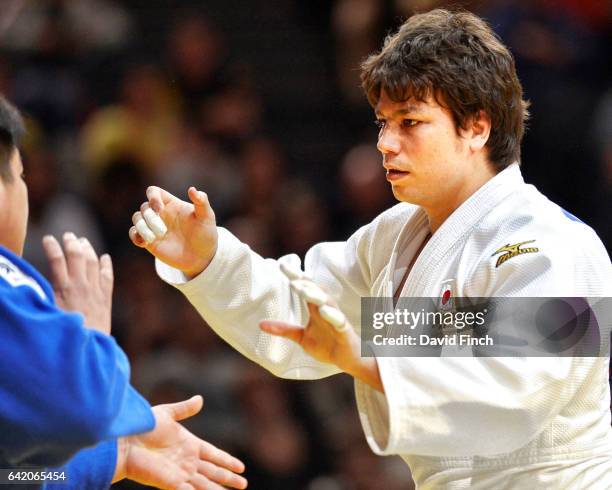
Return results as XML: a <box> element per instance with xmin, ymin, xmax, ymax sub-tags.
<box><xmin>299</xmin><ymin>283</ymin><xmax>328</xmax><ymax>306</ymax></box>
<box><xmin>143</xmin><ymin>208</ymin><xmax>167</xmax><ymax>237</ymax></box>
<box><xmin>289</xmin><ymin>279</ymin><xmax>306</xmax><ymax>294</ymax></box>
<box><xmin>319</xmin><ymin>305</ymin><xmax>349</xmax><ymax>332</ymax></box>
<box><xmin>280</xmin><ymin>262</ymin><xmax>305</xmax><ymax>280</ymax></box>
<box><xmin>135</xmin><ymin>219</ymin><xmax>156</xmax><ymax>244</ymax></box>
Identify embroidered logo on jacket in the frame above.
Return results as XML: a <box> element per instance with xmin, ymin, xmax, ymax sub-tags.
<box><xmin>491</xmin><ymin>240</ymin><xmax>539</xmax><ymax>268</ymax></box>
<box><xmin>0</xmin><ymin>256</ymin><xmax>47</xmax><ymax>300</ymax></box>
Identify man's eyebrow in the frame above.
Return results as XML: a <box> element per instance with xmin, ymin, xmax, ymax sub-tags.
<box><xmin>375</xmin><ymin>105</ymin><xmax>424</xmax><ymax>118</ymax></box>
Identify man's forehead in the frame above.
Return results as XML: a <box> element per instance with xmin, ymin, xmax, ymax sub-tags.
<box><xmin>374</xmin><ymin>93</ymin><xmax>434</xmax><ymax>116</ymax></box>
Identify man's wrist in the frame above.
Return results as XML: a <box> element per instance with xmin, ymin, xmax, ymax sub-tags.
<box><xmin>340</xmin><ymin>333</ymin><xmax>385</xmax><ymax>393</ymax></box>
<box><xmin>111</xmin><ymin>437</ymin><xmax>129</xmax><ymax>483</ymax></box>
<box><xmin>349</xmin><ymin>356</ymin><xmax>384</xmax><ymax>393</ymax></box>
<box><xmin>182</xmin><ymin>244</ymin><xmax>218</xmax><ymax>279</ymax></box>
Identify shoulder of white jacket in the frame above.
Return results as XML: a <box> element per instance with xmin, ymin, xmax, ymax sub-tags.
<box><xmin>462</xmin><ymin>187</ymin><xmax>609</xmax><ymax>290</ymax></box>
<box><xmin>475</xmin><ymin>184</ymin><xmax>605</xmax><ymax>256</ymax></box>
<box><xmin>0</xmin><ymin>252</ymin><xmax>48</xmax><ymax>300</ymax></box>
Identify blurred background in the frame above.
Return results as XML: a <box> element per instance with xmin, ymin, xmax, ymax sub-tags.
<box><xmin>1</xmin><ymin>0</ymin><xmax>610</xmax><ymax>488</ymax></box>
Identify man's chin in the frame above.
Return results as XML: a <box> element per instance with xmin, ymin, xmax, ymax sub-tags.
<box><xmin>391</xmin><ymin>187</ymin><xmax>418</xmax><ymax>205</ymax></box>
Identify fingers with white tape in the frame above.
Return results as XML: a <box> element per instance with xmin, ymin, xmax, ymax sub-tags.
<box><xmin>319</xmin><ymin>305</ymin><xmax>349</xmax><ymax>332</ymax></box>
<box><xmin>288</xmin><ymin>278</ymin><xmax>350</xmax><ymax>333</ymax></box>
<box><xmin>134</xmin><ymin>216</ymin><xmax>156</xmax><ymax>244</ymax></box>
<box><xmin>280</xmin><ymin>261</ymin><xmax>306</xmax><ymax>281</ymax></box>
<box><xmin>290</xmin><ymin>279</ymin><xmax>328</xmax><ymax>306</ymax></box>
<box><xmin>143</xmin><ymin>207</ymin><xmax>167</xmax><ymax>238</ymax></box>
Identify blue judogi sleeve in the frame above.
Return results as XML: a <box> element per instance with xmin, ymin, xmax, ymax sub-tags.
<box><xmin>42</xmin><ymin>440</ymin><xmax>118</xmax><ymax>490</ymax></box>
<box><xmin>0</xmin><ymin>245</ymin><xmax>155</xmax><ymax>474</ymax></box>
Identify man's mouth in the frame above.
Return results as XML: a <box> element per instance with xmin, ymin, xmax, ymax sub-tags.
<box><xmin>386</xmin><ymin>169</ymin><xmax>410</xmax><ymax>181</ymax></box>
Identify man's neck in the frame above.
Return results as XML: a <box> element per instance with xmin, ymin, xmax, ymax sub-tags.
<box><xmin>425</xmin><ymin>161</ymin><xmax>497</xmax><ymax>234</ymax></box>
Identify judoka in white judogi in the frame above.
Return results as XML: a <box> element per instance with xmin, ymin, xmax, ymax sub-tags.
<box><xmin>155</xmin><ymin>164</ymin><xmax>612</xmax><ymax>489</ymax></box>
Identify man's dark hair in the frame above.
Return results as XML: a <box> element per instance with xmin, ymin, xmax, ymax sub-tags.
<box><xmin>361</xmin><ymin>9</ymin><xmax>529</xmax><ymax>171</ymax></box>
<box><xmin>0</xmin><ymin>95</ymin><xmax>25</xmax><ymax>182</ymax></box>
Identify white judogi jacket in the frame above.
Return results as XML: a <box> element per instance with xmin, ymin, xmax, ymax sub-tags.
<box><xmin>158</xmin><ymin>164</ymin><xmax>612</xmax><ymax>489</ymax></box>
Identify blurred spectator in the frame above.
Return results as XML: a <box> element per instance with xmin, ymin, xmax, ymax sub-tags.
<box><xmin>80</xmin><ymin>63</ymin><xmax>178</xmax><ymax>176</ymax></box>
<box><xmin>23</xmin><ymin>137</ymin><xmax>104</xmax><ymax>275</ymax></box>
<box><xmin>199</xmin><ymin>74</ymin><xmax>264</xmax><ymax>146</ymax></box>
<box><xmin>92</xmin><ymin>156</ymin><xmax>150</xmax><ymax>257</ymax></box>
<box><xmin>1</xmin><ymin>0</ymin><xmax>132</xmax><ymax>53</ymax></box>
<box><xmin>133</xmin><ymin>296</ymin><xmax>246</xmax><ymax>449</ymax></box>
<box><xmin>225</xmin><ymin>214</ymin><xmax>276</xmax><ymax>257</ymax></box>
<box><xmin>332</xmin><ymin>0</ymin><xmax>383</xmax><ymax>107</ymax></box>
<box><xmin>236</xmin><ymin>367</ymin><xmax>319</xmax><ymax>490</ymax></box>
<box><xmin>276</xmin><ymin>180</ymin><xmax>331</xmax><ymax>258</ymax></box>
<box><xmin>157</xmin><ymin>123</ymin><xmax>240</xmax><ymax>219</ymax></box>
<box><xmin>165</xmin><ymin>14</ymin><xmax>228</xmax><ymax>121</ymax></box>
<box><xmin>238</xmin><ymin>136</ymin><xmax>287</xmax><ymax>220</ymax></box>
<box><xmin>334</xmin><ymin>142</ymin><xmax>395</xmax><ymax>238</ymax></box>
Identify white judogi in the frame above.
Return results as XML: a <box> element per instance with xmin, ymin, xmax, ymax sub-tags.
<box><xmin>157</xmin><ymin>164</ymin><xmax>612</xmax><ymax>489</ymax></box>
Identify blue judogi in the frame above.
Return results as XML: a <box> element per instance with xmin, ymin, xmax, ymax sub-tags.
<box><xmin>0</xmin><ymin>246</ymin><xmax>154</xmax><ymax>489</ymax></box>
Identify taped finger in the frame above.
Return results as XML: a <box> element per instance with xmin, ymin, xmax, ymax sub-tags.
<box><xmin>280</xmin><ymin>261</ymin><xmax>305</xmax><ymax>280</ymax></box>
<box><xmin>143</xmin><ymin>206</ymin><xmax>168</xmax><ymax>238</ymax></box>
<box><xmin>293</xmin><ymin>280</ymin><xmax>328</xmax><ymax>306</ymax></box>
<box><xmin>319</xmin><ymin>305</ymin><xmax>349</xmax><ymax>332</ymax></box>
<box><xmin>128</xmin><ymin>226</ymin><xmax>147</xmax><ymax>247</ymax></box>
<box><xmin>135</xmin><ymin>218</ymin><xmax>156</xmax><ymax>244</ymax></box>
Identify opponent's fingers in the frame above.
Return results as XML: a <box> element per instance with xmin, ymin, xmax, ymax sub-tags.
<box><xmin>129</xmin><ymin>226</ymin><xmax>147</xmax><ymax>248</ymax></box>
<box><xmin>176</xmin><ymin>484</ymin><xmax>196</xmax><ymax>490</ymax></box>
<box><xmin>99</xmin><ymin>253</ymin><xmax>114</xmax><ymax>299</ymax></box>
<box><xmin>197</xmin><ymin>461</ymin><xmax>247</xmax><ymax>489</ymax></box>
<box><xmin>187</xmin><ymin>187</ymin><xmax>215</xmax><ymax>222</ymax></box>
<box><xmin>199</xmin><ymin>441</ymin><xmax>245</xmax><ymax>474</ymax></box>
<box><xmin>259</xmin><ymin>321</ymin><xmax>305</xmax><ymax>344</ymax></box>
<box><xmin>132</xmin><ymin>211</ymin><xmax>156</xmax><ymax>244</ymax></box>
<box><xmin>187</xmin><ymin>473</ymin><xmax>225</xmax><ymax>490</ymax></box>
<box><xmin>141</xmin><ymin>202</ymin><xmax>168</xmax><ymax>238</ymax></box>
<box><xmin>63</xmin><ymin>232</ymin><xmax>86</xmax><ymax>281</ymax></box>
<box><xmin>79</xmin><ymin>237</ymin><xmax>99</xmax><ymax>283</ymax></box>
<box><xmin>146</xmin><ymin>185</ymin><xmax>176</xmax><ymax>213</ymax></box>
<box><xmin>162</xmin><ymin>395</ymin><xmax>204</xmax><ymax>422</ymax></box>
<box><xmin>130</xmin><ymin>449</ymin><xmax>190</xmax><ymax>490</ymax></box>
<box><xmin>42</xmin><ymin>235</ymin><xmax>69</xmax><ymax>291</ymax></box>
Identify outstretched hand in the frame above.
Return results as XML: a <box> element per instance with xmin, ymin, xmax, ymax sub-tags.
<box><xmin>113</xmin><ymin>395</ymin><xmax>247</xmax><ymax>490</ymax></box>
<box><xmin>260</xmin><ymin>267</ymin><xmax>383</xmax><ymax>393</ymax></box>
<box><xmin>129</xmin><ymin>186</ymin><xmax>218</xmax><ymax>278</ymax></box>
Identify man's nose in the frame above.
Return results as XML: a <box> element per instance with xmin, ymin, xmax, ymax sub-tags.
<box><xmin>377</xmin><ymin>127</ymin><xmax>400</xmax><ymax>155</ymax></box>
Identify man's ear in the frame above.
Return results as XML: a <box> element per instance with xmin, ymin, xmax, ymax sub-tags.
<box><xmin>466</xmin><ymin>110</ymin><xmax>491</xmax><ymax>153</ymax></box>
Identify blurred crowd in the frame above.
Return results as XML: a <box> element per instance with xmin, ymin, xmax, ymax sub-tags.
<box><xmin>1</xmin><ymin>0</ymin><xmax>609</xmax><ymax>489</ymax></box>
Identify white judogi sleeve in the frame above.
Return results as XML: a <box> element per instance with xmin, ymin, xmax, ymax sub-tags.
<box><xmin>356</xmin><ymin>224</ymin><xmax>612</xmax><ymax>457</ymax></box>
<box><xmin>156</xmin><ymin>216</ymin><xmax>381</xmax><ymax>379</ymax></box>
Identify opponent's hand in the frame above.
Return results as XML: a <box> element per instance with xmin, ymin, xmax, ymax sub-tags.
<box><xmin>129</xmin><ymin>186</ymin><xmax>218</xmax><ymax>278</ymax></box>
<box><xmin>260</xmin><ymin>267</ymin><xmax>383</xmax><ymax>392</ymax></box>
<box><xmin>113</xmin><ymin>395</ymin><xmax>247</xmax><ymax>490</ymax></box>
<box><xmin>42</xmin><ymin>233</ymin><xmax>113</xmax><ymax>334</ymax></box>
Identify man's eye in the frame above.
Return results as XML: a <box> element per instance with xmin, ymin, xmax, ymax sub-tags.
<box><xmin>374</xmin><ymin>120</ymin><xmax>385</xmax><ymax>129</ymax></box>
<box><xmin>402</xmin><ymin>119</ymin><xmax>419</xmax><ymax>127</ymax></box>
